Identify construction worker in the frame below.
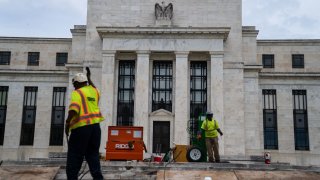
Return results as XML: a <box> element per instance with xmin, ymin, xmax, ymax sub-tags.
<box><xmin>199</xmin><ymin>112</ymin><xmax>223</xmax><ymax>163</ymax></box>
<box><xmin>65</xmin><ymin>67</ymin><xmax>104</xmax><ymax>180</ymax></box>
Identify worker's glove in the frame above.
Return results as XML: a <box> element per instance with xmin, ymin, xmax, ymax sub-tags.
<box><xmin>65</xmin><ymin>122</ymin><xmax>70</xmax><ymax>137</ymax></box>
<box><xmin>219</xmin><ymin>132</ymin><xmax>223</xmax><ymax>136</ymax></box>
<box><xmin>197</xmin><ymin>134</ymin><xmax>202</xmax><ymax>139</ymax></box>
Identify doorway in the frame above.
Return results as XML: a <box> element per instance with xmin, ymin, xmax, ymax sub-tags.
<box><xmin>153</xmin><ymin>121</ymin><xmax>170</xmax><ymax>153</ymax></box>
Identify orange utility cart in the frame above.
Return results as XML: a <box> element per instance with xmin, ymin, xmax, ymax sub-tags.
<box><xmin>105</xmin><ymin>126</ymin><xmax>146</xmax><ymax>161</ymax></box>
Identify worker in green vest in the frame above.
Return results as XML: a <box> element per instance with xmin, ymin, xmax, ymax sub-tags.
<box><xmin>200</xmin><ymin>111</ymin><xmax>223</xmax><ymax>163</ymax></box>
<box><xmin>65</xmin><ymin>67</ymin><xmax>104</xmax><ymax>180</ymax></box>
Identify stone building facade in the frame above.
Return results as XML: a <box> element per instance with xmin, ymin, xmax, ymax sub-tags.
<box><xmin>0</xmin><ymin>0</ymin><xmax>319</xmax><ymax>166</ymax></box>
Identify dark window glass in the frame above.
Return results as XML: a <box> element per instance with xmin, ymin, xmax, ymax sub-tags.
<box><xmin>262</xmin><ymin>54</ymin><xmax>274</xmax><ymax>68</ymax></box>
<box><xmin>20</xmin><ymin>87</ymin><xmax>38</xmax><ymax>145</ymax></box>
<box><xmin>152</xmin><ymin>61</ymin><xmax>172</xmax><ymax>112</ymax></box>
<box><xmin>28</xmin><ymin>52</ymin><xmax>40</xmax><ymax>66</ymax></box>
<box><xmin>153</xmin><ymin>121</ymin><xmax>170</xmax><ymax>153</ymax></box>
<box><xmin>117</xmin><ymin>61</ymin><xmax>135</xmax><ymax>126</ymax></box>
<box><xmin>0</xmin><ymin>86</ymin><xmax>9</xmax><ymax>145</ymax></box>
<box><xmin>56</xmin><ymin>53</ymin><xmax>68</xmax><ymax>66</ymax></box>
<box><xmin>293</xmin><ymin>90</ymin><xmax>309</xmax><ymax>150</ymax></box>
<box><xmin>49</xmin><ymin>87</ymin><xmax>66</xmax><ymax>146</ymax></box>
<box><xmin>292</xmin><ymin>54</ymin><xmax>304</xmax><ymax>68</ymax></box>
<box><xmin>0</xmin><ymin>51</ymin><xmax>11</xmax><ymax>65</ymax></box>
<box><xmin>262</xmin><ymin>89</ymin><xmax>278</xmax><ymax>149</ymax></box>
<box><xmin>189</xmin><ymin>62</ymin><xmax>207</xmax><ymax>143</ymax></box>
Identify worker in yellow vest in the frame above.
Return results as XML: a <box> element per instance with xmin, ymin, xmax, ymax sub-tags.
<box><xmin>65</xmin><ymin>67</ymin><xmax>104</xmax><ymax>180</ymax></box>
<box><xmin>199</xmin><ymin>112</ymin><xmax>223</xmax><ymax>163</ymax></box>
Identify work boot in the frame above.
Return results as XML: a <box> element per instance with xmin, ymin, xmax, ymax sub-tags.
<box><xmin>209</xmin><ymin>157</ymin><xmax>214</xmax><ymax>162</ymax></box>
<box><xmin>215</xmin><ymin>160</ymin><xmax>221</xmax><ymax>163</ymax></box>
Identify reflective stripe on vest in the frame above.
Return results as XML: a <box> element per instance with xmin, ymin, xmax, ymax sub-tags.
<box><xmin>69</xmin><ymin>86</ymin><xmax>103</xmax><ymax>130</ymax></box>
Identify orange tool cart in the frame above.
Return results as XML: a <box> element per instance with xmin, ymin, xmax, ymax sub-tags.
<box><xmin>105</xmin><ymin>126</ymin><xmax>146</xmax><ymax>161</ymax></box>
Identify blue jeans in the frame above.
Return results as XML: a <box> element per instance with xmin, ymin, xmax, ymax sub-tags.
<box><xmin>66</xmin><ymin>123</ymin><xmax>104</xmax><ymax>180</ymax></box>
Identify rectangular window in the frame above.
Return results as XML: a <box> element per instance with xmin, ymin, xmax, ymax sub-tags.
<box><xmin>49</xmin><ymin>87</ymin><xmax>66</xmax><ymax>146</ymax></box>
<box><xmin>28</xmin><ymin>52</ymin><xmax>40</xmax><ymax>66</ymax></box>
<box><xmin>56</xmin><ymin>53</ymin><xmax>68</xmax><ymax>66</ymax></box>
<box><xmin>262</xmin><ymin>89</ymin><xmax>278</xmax><ymax>149</ymax></box>
<box><xmin>117</xmin><ymin>61</ymin><xmax>135</xmax><ymax>126</ymax></box>
<box><xmin>0</xmin><ymin>86</ymin><xmax>9</xmax><ymax>145</ymax></box>
<box><xmin>20</xmin><ymin>87</ymin><xmax>38</xmax><ymax>145</ymax></box>
<box><xmin>262</xmin><ymin>54</ymin><xmax>274</xmax><ymax>68</ymax></box>
<box><xmin>292</xmin><ymin>54</ymin><xmax>304</xmax><ymax>68</ymax></box>
<box><xmin>189</xmin><ymin>62</ymin><xmax>207</xmax><ymax>143</ymax></box>
<box><xmin>152</xmin><ymin>61</ymin><xmax>173</xmax><ymax>112</ymax></box>
<box><xmin>293</xmin><ymin>90</ymin><xmax>309</xmax><ymax>150</ymax></box>
<box><xmin>0</xmin><ymin>51</ymin><xmax>11</xmax><ymax>65</ymax></box>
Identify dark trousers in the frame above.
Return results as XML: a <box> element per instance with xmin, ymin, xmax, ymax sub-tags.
<box><xmin>66</xmin><ymin>123</ymin><xmax>104</xmax><ymax>180</ymax></box>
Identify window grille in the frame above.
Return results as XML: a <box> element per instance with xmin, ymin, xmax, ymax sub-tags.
<box><xmin>28</xmin><ymin>52</ymin><xmax>40</xmax><ymax>66</ymax></box>
<box><xmin>20</xmin><ymin>87</ymin><xmax>38</xmax><ymax>145</ymax></box>
<box><xmin>293</xmin><ymin>90</ymin><xmax>309</xmax><ymax>150</ymax></box>
<box><xmin>0</xmin><ymin>86</ymin><xmax>9</xmax><ymax>145</ymax></box>
<box><xmin>262</xmin><ymin>89</ymin><xmax>278</xmax><ymax>149</ymax></box>
<box><xmin>152</xmin><ymin>61</ymin><xmax>172</xmax><ymax>112</ymax></box>
<box><xmin>292</xmin><ymin>54</ymin><xmax>304</xmax><ymax>68</ymax></box>
<box><xmin>49</xmin><ymin>87</ymin><xmax>66</xmax><ymax>145</ymax></box>
<box><xmin>0</xmin><ymin>51</ymin><xmax>11</xmax><ymax>65</ymax></box>
<box><xmin>189</xmin><ymin>62</ymin><xmax>207</xmax><ymax>143</ymax></box>
<box><xmin>56</xmin><ymin>53</ymin><xmax>68</xmax><ymax>66</ymax></box>
<box><xmin>262</xmin><ymin>54</ymin><xmax>274</xmax><ymax>68</ymax></box>
<box><xmin>117</xmin><ymin>61</ymin><xmax>135</xmax><ymax>126</ymax></box>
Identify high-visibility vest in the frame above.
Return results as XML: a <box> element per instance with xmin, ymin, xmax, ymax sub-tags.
<box><xmin>69</xmin><ymin>85</ymin><xmax>104</xmax><ymax>130</ymax></box>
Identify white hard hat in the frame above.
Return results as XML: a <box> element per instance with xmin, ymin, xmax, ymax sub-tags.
<box><xmin>72</xmin><ymin>73</ymin><xmax>88</xmax><ymax>83</ymax></box>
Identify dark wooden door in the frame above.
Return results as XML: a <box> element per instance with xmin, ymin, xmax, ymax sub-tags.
<box><xmin>153</xmin><ymin>121</ymin><xmax>170</xmax><ymax>153</ymax></box>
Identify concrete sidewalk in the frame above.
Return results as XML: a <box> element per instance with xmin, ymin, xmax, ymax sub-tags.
<box><xmin>1</xmin><ymin>160</ymin><xmax>320</xmax><ymax>179</ymax></box>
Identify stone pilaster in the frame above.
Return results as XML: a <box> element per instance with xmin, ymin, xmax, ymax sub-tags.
<box><xmin>174</xmin><ymin>51</ymin><xmax>189</xmax><ymax>145</ymax></box>
<box><xmin>134</xmin><ymin>51</ymin><xmax>150</xmax><ymax>149</ymax></box>
<box><xmin>210</xmin><ymin>51</ymin><xmax>224</xmax><ymax>155</ymax></box>
<box><xmin>100</xmin><ymin>50</ymin><xmax>116</xmax><ymax>153</ymax></box>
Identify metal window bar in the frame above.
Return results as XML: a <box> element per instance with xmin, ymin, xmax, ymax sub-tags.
<box><xmin>189</xmin><ymin>62</ymin><xmax>207</xmax><ymax>144</ymax></box>
<box><xmin>28</xmin><ymin>52</ymin><xmax>40</xmax><ymax>66</ymax></box>
<box><xmin>293</xmin><ymin>90</ymin><xmax>309</xmax><ymax>150</ymax></box>
<box><xmin>0</xmin><ymin>86</ymin><xmax>9</xmax><ymax>145</ymax></box>
<box><xmin>20</xmin><ymin>87</ymin><xmax>38</xmax><ymax>145</ymax></box>
<box><xmin>262</xmin><ymin>89</ymin><xmax>278</xmax><ymax>149</ymax></box>
<box><xmin>262</xmin><ymin>54</ymin><xmax>274</xmax><ymax>68</ymax></box>
<box><xmin>56</xmin><ymin>53</ymin><xmax>68</xmax><ymax>66</ymax></box>
<box><xmin>117</xmin><ymin>61</ymin><xmax>135</xmax><ymax>126</ymax></box>
<box><xmin>0</xmin><ymin>51</ymin><xmax>11</xmax><ymax>65</ymax></box>
<box><xmin>152</xmin><ymin>61</ymin><xmax>173</xmax><ymax>112</ymax></box>
<box><xmin>50</xmin><ymin>87</ymin><xmax>66</xmax><ymax>145</ymax></box>
<box><xmin>292</xmin><ymin>54</ymin><xmax>304</xmax><ymax>68</ymax></box>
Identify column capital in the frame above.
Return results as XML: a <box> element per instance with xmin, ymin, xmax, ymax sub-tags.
<box><xmin>209</xmin><ymin>51</ymin><xmax>224</xmax><ymax>57</ymax></box>
<box><xmin>136</xmin><ymin>50</ymin><xmax>151</xmax><ymax>55</ymax></box>
<box><xmin>175</xmin><ymin>51</ymin><xmax>189</xmax><ymax>58</ymax></box>
<box><xmin>102</xmin><ymin>50</ymin><xmax>116</xmax><ymax>57</ymax></box>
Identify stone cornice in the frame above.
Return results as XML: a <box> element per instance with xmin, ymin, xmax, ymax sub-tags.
<box><xmin>242</xmin><ymin>26</ymin><xmax>259</xmax><ymax>37</ymax></box>
<box><xmin>259</xmin><ymin>72</ymin><xmax>320</xmax><ymax>77</ymax></box>
<box><xmin>0</xmin><ymin>37</ymin><xmax>71</xmax><ymax>44</ymax></box>
<box><xmin>0</xmin><ymin>69</ymin><xmax>68</xmax><ymax>75</ymax></box>
<box><xmin>96</xmin><ymin>26</ymin><xmax>230</xmax><ymax>40</ymax></box>
<box><xmin>258</xmin><ymin>39</ymin><xmax>320</xmax><ymax>46</ymax></box>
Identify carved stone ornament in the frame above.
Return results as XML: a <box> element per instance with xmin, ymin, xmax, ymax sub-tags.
<box><xmin>155</xmin><ymin>1</ymin><xmax>173</xmax><ymax>20</ymax></box>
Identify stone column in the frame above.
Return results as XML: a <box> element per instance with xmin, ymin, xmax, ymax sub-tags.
<box><xmin>174</xmin><ymin>51</ymin><xmax>189</xmax><ymax>145</ymax></box>
<box><xmin>134</xmin><ymin>51</ymin><xmax>150</xmax><ymax>149</ymax></box>
<box><xmin>100</xmin><ymin>50</ymin><xmax>116</xmax><ymax>153</ymax></box>
<box><xmin>210</xmin><ymin>51</ymin><xmax>224</xmax><ymax>155</ymax></box>
<box><xmin>63</xmin><ymin>64</ymin><xmax>83</xmax><ymax>152</ymax></box>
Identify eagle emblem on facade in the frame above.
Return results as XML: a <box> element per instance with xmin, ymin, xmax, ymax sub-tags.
<box><xmin>155</xmin><ymin>2</ymin><xmax>173</xmax><ymax>20</ymax></box>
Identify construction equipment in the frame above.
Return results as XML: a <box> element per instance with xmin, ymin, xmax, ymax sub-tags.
<box><xmin>105</xmin><ymin>126</ymin><xmax>146</xmax><ymax>161</ymax></box>
<box><xmin>186</xmin><ymin>114</ymin><xmax>207</xmax><ymax>162</ymax></box>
